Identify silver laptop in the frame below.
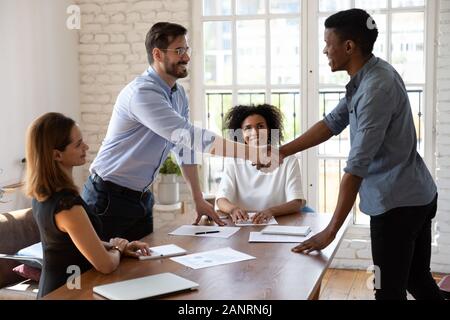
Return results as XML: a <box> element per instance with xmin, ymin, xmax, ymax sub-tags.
<box><xmin>93</xmin><ymin>273</ymin><xmax>199</xmax><ymax>300</ymax></box>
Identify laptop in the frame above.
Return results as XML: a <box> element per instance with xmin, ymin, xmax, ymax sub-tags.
<box><xmin>93</xmin><ymin>273</ymin><xmax>199</xmax><ymax>300</ymax></box>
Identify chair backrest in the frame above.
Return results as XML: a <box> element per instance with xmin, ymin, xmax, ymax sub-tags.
<box><xmin>0</xmin><ymin>208</ymin><xmax>40</xmax><ymax>287</ymax></box>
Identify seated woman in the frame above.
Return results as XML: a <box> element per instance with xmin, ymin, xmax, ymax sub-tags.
<box><xmin>25</xmin><ymin>113</ymin><xmax>151</xmax><ymax>298</ymax></box>
<box><xmin>216</xmin><ymin>104</ymin><xmax>306</xmax><ymax>224</ymax></box>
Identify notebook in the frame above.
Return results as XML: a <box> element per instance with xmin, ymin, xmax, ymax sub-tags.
<box><xmin>138</xmin><ymin>244</ymin><xmax>187</xmax><ymax>261</ymax></box>
<box><xmin>93</xmin><ymin>272</ymin><xmax>199</xmax><ymax>300</ymax></box>
<box><xmin>261</xmin><ymin>225</ymin><xmax>312</xmax><ymax>237</ymax></box>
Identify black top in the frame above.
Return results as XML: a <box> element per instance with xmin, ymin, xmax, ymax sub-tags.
<box><xmin>32</xmin><ymin>190</ymin><xmax>103</xmax><ymax>298</ymax></box>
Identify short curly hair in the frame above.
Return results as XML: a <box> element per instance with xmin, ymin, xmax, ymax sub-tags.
<box><xmin>224</xmin><ymin>104</ymin><xmax>284</xmax><ymax>145</ymax></box>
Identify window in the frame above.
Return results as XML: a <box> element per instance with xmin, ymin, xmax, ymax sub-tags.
<box><xmin>194</xmin><ymin>0</ymin><xmax>433</xmax><ymax>225</ymax></box>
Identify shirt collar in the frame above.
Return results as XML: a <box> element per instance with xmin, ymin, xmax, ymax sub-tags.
<box><xmin>146</xmin><ymin>66</ymin><xmax>178</xmax><ymax>96</ymax></box>
<box><xmin>345</xmin><ymin>55</ymin><xmax>378</xmax><ymax>95</ymax></box>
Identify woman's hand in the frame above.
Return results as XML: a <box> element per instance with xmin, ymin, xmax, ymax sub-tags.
<box><xmin>252</xmin><ymin>209</ymin><xmax>274</xmax><ymax>224</ymax></box>
<box><xmin>123</xmin><ymin>241</ymin><xmax>152</xmax><ymax>258</ymax></box>
<box><xmin>230</xmin><ymin>207</ymin><xmax>249</xmax><ymax>223</ymax></box>
<box><xmin>109</xmin><ymin>238</ymin><xmax>129</xmax><ymax>255</ymax></box>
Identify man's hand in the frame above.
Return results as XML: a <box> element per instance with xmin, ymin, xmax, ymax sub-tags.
<box><xmin>251</xmin><ymin>209</ymin><xmax>273</xmax><ymax>224</ymax></box>
<box><xmin>291</xmin><ymin>228</ymin><xmax>336</xmax><ymax>254</ymax></box>
<box><xmin>230</xmin><ymin>207</ymin><xmax>249</xmax><ymax>223</ymax></box>
<box><xmin>253</xmin><ymin>145</ymin><xmax>284</xmax><ymax>173</ymax></box>
<box><xmin>193</xmin><ymin>198</ymin><xmax>226</xmax><ymax>226</ymax></box>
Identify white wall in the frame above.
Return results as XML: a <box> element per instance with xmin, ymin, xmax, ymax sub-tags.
<box><xmin>0</xmin><ymin>0</ymin><xmax>80</xmax><ymax>212</ymax></box>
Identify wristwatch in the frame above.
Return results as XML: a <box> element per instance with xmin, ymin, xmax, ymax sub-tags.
<box><xmin>110</xmin><ymin>245</ymin><xmax>122</xmax><ymax>255</ymax></box>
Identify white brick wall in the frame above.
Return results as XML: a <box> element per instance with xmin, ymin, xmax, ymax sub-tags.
<box><xmin>75</xmin><ymin>0</ymin><xmax>192</xmax><ymax>227</ymax></box>
<box><xmin>433</xmin><ymin>0</ymin><xmax>450</xmax><ymax>274</ymax></box>
<box><xmin>75</xmin><ymin>0</ymin><xmax>191</xmax><ymax>169</ymax></box>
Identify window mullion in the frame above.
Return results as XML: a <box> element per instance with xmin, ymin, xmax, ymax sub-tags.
<box><xmin>266</xmin><ymin>0</ymin><xmax>271</xmax><ymax>104</ymax></box>
<box><xmin>232</xmin><ymin>0</ymin><xmax>238</xmax><ymax>107</ymax></box>
<box><xmin>387</xmin><ymin>0</ymin><xmax>393</xmax><ymax>64</ymax></box>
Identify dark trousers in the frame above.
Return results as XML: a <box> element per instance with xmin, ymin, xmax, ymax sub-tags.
<box><xmin>82</xmin><ymin>175</ymin><xmax>153</xmax><ymax>241</ymax></box>
<box><xmin>370</xmin><ymin>194</ymin><xmax>443</xmax><ymax>300</ymax></box>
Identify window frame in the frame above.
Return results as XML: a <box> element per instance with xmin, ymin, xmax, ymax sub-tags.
<box><xmin>191</xmin><ymin>0</ymin><xmax>437</xmax><ymax>226</ymax></box>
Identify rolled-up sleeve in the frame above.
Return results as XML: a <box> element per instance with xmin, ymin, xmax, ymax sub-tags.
<box><xmin>129</xmin><ymin>85</ymin><xmax>217</xmax><ymax>157</ymax></box>
<box><xmin>344</xmin><ymin>88</ymin><xmax>393</xmax><ymax>178</ymax></box>
<box><xmin>323</xmin><ymin>97</ymin><xmax>350</xmax><ymax>135</ymax></box>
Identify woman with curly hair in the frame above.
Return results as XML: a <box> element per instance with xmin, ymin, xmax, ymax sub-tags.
<box><xmin>216</xmin><ymin>104</ymin><xmax>306</xmax><ymax>224</ymax></box>
<box><xmin>25</xmin><ymin>113</ymin><xmax>151</xmax><ymax>298</ymax></box>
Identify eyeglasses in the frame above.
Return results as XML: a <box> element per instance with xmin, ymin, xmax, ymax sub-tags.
<box><xmin>160</xmin><ymin>47</ymin><xmax>192</xmax><ymax>57</ymax></box>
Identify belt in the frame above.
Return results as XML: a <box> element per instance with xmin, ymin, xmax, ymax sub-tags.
<box><xmin>91</xmin><ymin>174</ymin><xmax>150</xmax><ymax>200</ymax></box>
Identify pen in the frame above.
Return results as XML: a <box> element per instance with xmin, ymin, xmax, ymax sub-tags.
<box><xmin>195</xmin><ymin>231</ymin><xmax>220</xmax><ymax>235</ymax></box>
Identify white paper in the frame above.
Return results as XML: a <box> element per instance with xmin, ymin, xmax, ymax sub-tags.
<box><xmin>248</xmin><ymin>231</ymin><xmax>315</xmax><ymax>243</ymax></box>
<box><xmin>170</xmin><ymin>247</ymin><xmax>255</xmax><ymax>269</ymax></box>
<box><xmin>234</xmin><ymin>212</ymin><xmax>278</xmax><ymax>227</ymax></box>
<box><xmin>138</xmin><ymin>244</ymin><xmax>186</xmax><ymax>260</ymax></box>
<box><xmin>168</xmin><ymin>225</ymin><xmax>240</xmax><ymax>239</ymax></box>
<box><xmin>17</xmin><ymin>242</ymin><xmax>43</xmax><ymax>259</ymax></box>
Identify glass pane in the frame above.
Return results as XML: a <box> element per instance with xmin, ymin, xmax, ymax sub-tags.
<box><xmin>237</xmin><ymin>20</ymin><xmax>266</xmax><ymax>85</ymax></box>
<box><xmin>407</xmin><ymin>88</ymin><xmax>425</xmax><ymax>156</ymax></box>
<box><xmin>355</xmin><ymin>0</ymin><xmax>387</xmax><ymax>9</ymax></box>
<box><xmin>372</xmin><ymin>14</ymin><xmax>387</xmax><ymax>60</ymax></box>
<box><xmin>236</xmin><ymin>0</ymin><xmax>265</xmax><ymax>15</ymax></box>
<box><xmin>203</xmin><ymin>0</ymin><xmax>232</xmax><ymax>15</ymax></box>
<box><xmin>206</xmin><ymin>91</ymin><xmax>233</xmax><ymax>134</ymax></box>
<box><xmin>205</xmin><ymin>157</ymin><xmax>225</xmax><ymax>193</ymax></box>
<box><xmin>270</xmin><ymin>0</ymin><xmax>300</xmax><ymax>13</ymax></box>
<box><xmin>271</xmin><ymin>90</ymin><xmax>301</xmax><ymax>143</ymax></box>
<box><xmin>392</xmin><ymin>0</ymin><xmax>425</xmax><ymax>8</ymax></box>
<box><xmin>319</xmin><ymin>0</ymin><xmax>351</xmax><ymax>12</ymax></box>
<box><xmin>318</xmin><ymin>159</ymin><xmax>344</xmax><ymax>213</ymax></box>
<box><xmin>318</xmin><ymin>17</ymin><xmax>350</xmax><ymax>86</ymax></box>
<box><xmin>237</xmin><ymin>90</ymin><xmax>266</xmax><ymax>105</ymax></box>
<box><xmin>318</xmin><ymin>91</ymin><xmax>350</xmax><ymax>156</ymax></box>
<box><xmin>204</xmin><ymin>22</ymin><xmax>232</xmax><ymax>85</ymax></box>
<box><xmin>392</xmin><ymin>12</ymin><xmax>425</xmax><ymax>83</ymax></box>
<box><xmin>271</xmin><ymin>19</ymin><xmax>300</xmax><ymax>85</ymax></box>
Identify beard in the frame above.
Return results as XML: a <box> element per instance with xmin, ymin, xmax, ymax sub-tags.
<box><xmin>164</xmin><ymin>57</ymin><xmax>189</xmax><ymax>79</ymax></box>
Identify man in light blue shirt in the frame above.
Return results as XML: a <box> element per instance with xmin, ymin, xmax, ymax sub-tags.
<box><xmin>83</xmin><ymin>22</ymin><xmax>276</xmax><ymax>242</ymax></box>
<box><xmin>280</xmin><ymin>9</ymin><xmax>442</xmax><ymax>300</ymax></box>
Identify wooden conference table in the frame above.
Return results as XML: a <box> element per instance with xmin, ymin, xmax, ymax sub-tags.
<box><xmin>43</xmin><ymin>210</ymin><xmax>350</xmax><ymax>300</ymax></box>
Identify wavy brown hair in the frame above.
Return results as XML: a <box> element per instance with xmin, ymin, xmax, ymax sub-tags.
<box><xmin>25</xmin><ymin>113</ymin><xmax>78</xmax><ymax>202</ymax></box>
<box><xmin>224</xmin><ymin>104</ymin><xmax>284</xmax><ymax>145</ymax></box>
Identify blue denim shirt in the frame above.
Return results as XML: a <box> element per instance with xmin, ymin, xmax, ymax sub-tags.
<box><xmin>90</xmin><ymin>66</ymin><xmax>216</xmax><ymax>191</ymax></box>
<box><xmin>324</xmin><ymin>56</ymin><xmax>436</xmax><ymax>216</ymax></box>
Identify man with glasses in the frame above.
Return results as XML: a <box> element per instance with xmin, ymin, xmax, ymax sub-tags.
<box><xmin>82</xmin><ymin>22</ymin><xmax>276</xmax><ymax>242</ymax></box>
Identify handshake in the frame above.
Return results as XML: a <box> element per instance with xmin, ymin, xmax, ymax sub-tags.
<box><xmin>249</xmin><ymin>145</ymin><xmax>284</xmax><ymax>173</ymax></box>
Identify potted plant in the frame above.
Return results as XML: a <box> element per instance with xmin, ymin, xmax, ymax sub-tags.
<box><xmin>157</xmin><ymin>155</ymin><xmax>182</xmax><ymax>205</ymax></box>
